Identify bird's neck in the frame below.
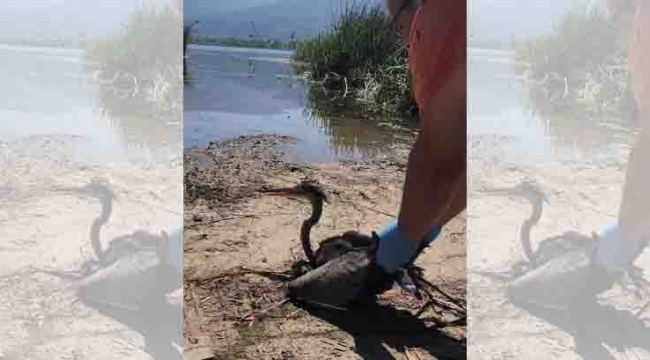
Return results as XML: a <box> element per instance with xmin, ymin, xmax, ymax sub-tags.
<box><xmin>530</xmin><ymin>199</ymin><xmax>543</xmax><ymax>223</ymax></box>
<box><xmin>520</xmin><ymin>197</ymin><xmax>544</xmax><ymax>263</ymax></box>
<box><xmin>300</xmin><ymin>198</ymin><xmax>323</xmax><ymax>266</ymax></box>
<box><xmin>309</xmin><ymin>198</ymin><xmax>323</xmax><ymax>224</ymax></box>
<box><xmin>90</xmin><ymin>197</ymin><xmax>113</xmax><ymax>261</ymax></box>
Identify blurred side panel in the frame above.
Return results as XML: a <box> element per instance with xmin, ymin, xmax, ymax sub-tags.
<box><xmin>0</xmin><ymin>0</ymin><xmax>183</xmax><ymax>359</ymax></box>
<box><xmin>469</xmin><ymin>0</ymin><xmax>650</xmax><ymax>359</ymax></box>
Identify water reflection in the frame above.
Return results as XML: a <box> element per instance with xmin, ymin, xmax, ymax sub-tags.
<box><xmin>85</xmin><ymin>5</ymin><xmax>182</xmax><ymax>156</ymax></box>
<box><xmin>184</xmin><ymin>44</ymin><xmax>415</xmax><ymax>162</ymax></box>
<box><xmin>469</xmin><ymin>48</ymin><xmax>637</xmax><ymax>161</ymax></box>
<box><xmin>303</xmin><ymin>85</ymin><xmax>416</xmax><ymax>160</ymax></box>
<box><xmin>0</xmin><ymin>46</ymin><xmax>179</xmax><ymax>164</ymax></box>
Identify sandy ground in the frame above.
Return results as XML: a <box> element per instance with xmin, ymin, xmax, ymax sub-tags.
<box><xmin>0</xmin><ymin>134</ymin><xmax>182</xmax><ymax>359</ymax></box>
<box><xmin>183</xmin><ymin>135</ymin><xmax>467</xmax><ymax>360</ymax></box>
<box><xmin>467</xmin><ymin>134</ymin><xmax>650</xmax><ymax>360</ymax></box>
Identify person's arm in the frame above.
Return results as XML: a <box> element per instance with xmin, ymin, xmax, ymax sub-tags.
<box><xmin>398</xmin><ymin>63</ymin><xmax>467</xmax><ymax>241</ymax></box>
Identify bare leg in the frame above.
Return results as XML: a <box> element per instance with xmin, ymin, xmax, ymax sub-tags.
<box><xmin>437</xmin><ymin>168</ymin><xmax>467</xmax><ymax>226</ymax></box>
<box><xmin>619</xmin><ymin>0</ymin><xmax>650</xmax><ymax>252</ymax></box>
<box><xmin>618</xmin><ymin>111</ymin><xmax>650</xmax><ymax>254</ymax></box>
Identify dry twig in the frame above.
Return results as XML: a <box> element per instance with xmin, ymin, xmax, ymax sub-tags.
<box><xmin>240</xmin><ymin>298</ymin><xmax>290</xmax><ymax>323</ymax></box>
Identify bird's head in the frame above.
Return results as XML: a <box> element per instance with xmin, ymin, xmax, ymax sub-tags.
<box><xmin>53</xmin><ymin>178</ymin><xmax>117</xmax><ymax>202</ymax></box>
<box><xmin>262</xmin><ymin>180</ymin><xmax>329</xmax><ymax>204</ymax></box>
<box><xmin>483</xmin><ymin>180</ymin><xmax>549</xmax><ymax>204</ymax></box>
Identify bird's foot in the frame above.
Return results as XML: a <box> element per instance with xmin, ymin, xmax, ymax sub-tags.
<box><xmin>395</xmin><ymin>267</ymin><xmax>422</xmax><ymax>299</ymax></box>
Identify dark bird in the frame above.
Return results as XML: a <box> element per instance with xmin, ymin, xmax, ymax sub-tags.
<box><xmin>262</xmin><ymin>181</ymin><xmax>376</xmax><ymax>269</ymax></box>
<box><xmin>262</xmin><ymin>180</ymin><xmax>421</xmax><ymax>307</ymax></box>
<box><xmin>57</xmin><ymin>180</ymin><xmax>170</xmax><ymax>268</ymax></box>
<box><xmin>476</xmin><ymin>181</ymin><xmax>650</xmax><ymax>321</ymax></box>
<box><xmin>477</xmin><ymin>181</ymin><xmax>602</xmax><ymax>312</ymax></box>
<box><xmin>484</xmin><ymin>180</ymin><xmax>596</xmax><ymax>269</ymax></box>
<box><xmin>51</xmin><ymin>179</ymin><xmax>181</xmax><ymax>304</ymax></box>
<box><xmin>47</xmin><ymin>179</ymin><xmax>183</xmax><ymax>359</ymax></box>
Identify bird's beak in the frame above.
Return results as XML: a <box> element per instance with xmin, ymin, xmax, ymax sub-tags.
<box><xmin>51</xmin><ymin>185</ymin><xmax>119</xmax><ymax>203</ymax></box>
<box><xmin>261</xmin><ymin>185</ymin><xmax>328</xmax><ymax>203</ymax></box>
<box><xmin>52</xmin><ymin>186</ymin><xmax>84</xmax><ymax>196</ymax></box>
<box><xmin>482</xmin><ymin>186</ymin><xmax>550</xmax><ymax>204</ymax></box>
<box><xmin>481</xmin><ymin>187</ymin><xmax>515</xmax><ymax>197</ymax></box>
<box><xmin>261</xmin><ymin>186</ymin><xmax>301</xmax><ymax>197</ymax></box>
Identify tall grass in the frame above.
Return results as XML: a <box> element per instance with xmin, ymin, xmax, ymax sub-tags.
<box><xmin>184</xmin><ymin>21</ymin><xmax>199</xmax><ymax>57</ymax></box>
<box><xmin>85</xmin><ymin>5</ymin><xmax>183</xmax><ymax>119</ymax></box>
<box><xmin>294</xmin><ymin>1</ymin><xmax>415</xmax><ymax>116</ymax></box>
<box><xmin>515</xmin><ymin>5</ymin><xmax>635</xmax><ymax>121</ymax></box>
<box><xmin>184</xmin><ymin>21</ymin><xmax>199</xmax><ymax>83</ymax></box>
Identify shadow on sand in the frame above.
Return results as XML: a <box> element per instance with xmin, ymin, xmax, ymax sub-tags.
<box><xmin>297</xmin><ymin>300</ymin><xmax>466</xmax><ymax>360</ymax></box>
<box><xmin>472</xmin><ymin>226</ymin><xmax>650</xmax><ymax>360</ymax></box>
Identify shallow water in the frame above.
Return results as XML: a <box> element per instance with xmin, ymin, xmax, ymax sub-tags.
<box><xmin>185</xmin><ymin>45</ymin><xmax>638</xmax><ymax>165</ymax></box>
<box><xmin>0</xmin><ymin>44</ymin><xmax>181</xmax><ymax>166</ymax></box>
<box><xmin>468</xmin><ymin>47</ymin><xmax>637</xmax><ymax>166</ymax></box>
<box><xmin>183</xmin><ymin>44</ymin><xmax>416</xmax><ymax>162</ymax></box>
<box><xmin>2</xmin><ymin>43</ymin><xmax>635</xmax><ymax>167</ymax></box>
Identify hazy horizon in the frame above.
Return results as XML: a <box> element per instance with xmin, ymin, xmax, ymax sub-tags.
<box><xmin>0</xmin><ymin>0</ymin><xmax>179</xmax><ymax>43</ymax></box>
<box><xmin>183</xmin><ymin>0</ymin><xmax>598</xmax><ymax>44</ymax></box>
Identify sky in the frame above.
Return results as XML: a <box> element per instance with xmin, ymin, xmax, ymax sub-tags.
<box><xmin>0</xmin><ymin>0</ymin><xmax>605</xmax><ymax>42</ymax></box>
<box><xmin>0</xmin><ymin>0</ymin><xmax>180</xmax><ymax>41</ymax></box>
<box><xmin>184</xmin><ymin>0</ymin><xmax>278</xmax><ymax>18</ymax></box>
<box><xmin>468</xmin><ymin>0</ymin><xmax>601</xmax><ymax>42</ymax></box>
<box><xmin>184</xmin><ymin>0</ymin><xmax>600</xmax><ymax>41</ymax></box>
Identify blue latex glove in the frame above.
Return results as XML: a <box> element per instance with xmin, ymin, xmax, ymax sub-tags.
<box><xmin>375</xmin><ymin>218</ymin><xmax>442</xmax><ymax>273</ymax></box>
<box><xmin>165</xmin><ymin>226</ymin><xmax>183</xmax><ymax>274</ymax></box>
<box><xmin>594</xmin><ymin>219</ymin><xmax>646</xmax><ymax>272</ymax></box>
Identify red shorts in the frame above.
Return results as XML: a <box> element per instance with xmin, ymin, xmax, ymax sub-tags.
<box><xmin>630</xmin><ymin>1</ymin><xmax>650</xmax><ymax>117</ymax></box>
<box><xmin>407</xmin><ymin>0</ymin><xmax>466</xmax><ymax>110</ymax></box>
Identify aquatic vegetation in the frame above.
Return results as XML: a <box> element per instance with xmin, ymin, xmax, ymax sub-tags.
<box><xmin>515</xmin><ymin>5</ymin><xmax>635</xmax><ymax>123</ymax></box>
<box><xmin>85</xmin><ymin>4</ymin><xmax>183</xmax><ymax>120</ymax></box>
<box><xmin>184</xmin><ymin>21</ymin><xmax>199</xmax><ymax>58</ymax></box>
<box><xmin>184</xmin><ymin>21</ymin><xmax>199</xmax><ymax>84</ymax></box>
<box><xmin>294</xmin><ymin>0</ymin><xmax>415</xmax><ymax>117</ymax></box>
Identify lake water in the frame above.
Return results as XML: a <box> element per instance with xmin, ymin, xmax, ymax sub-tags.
<box><xmin>2</xmin><ymin>43</ymin><xmax>636</xmax><ymax>167</ymax></box>
<box><xmin>183</xmin><ymin>44</ymin><xmax>417</xmax><ymax>162</ymax></box>
<box><xmin>0</xmin><ymin>44</ymin><xmax>181</xmax><ymax>166</ymax></box>
<box><xmin>185</xmin><ymin>45</ymin><xmax>638</xmax><ymax>165</ymax></box>
<box><xmin>468</xmin><ymin>47</ymin><xmax>637</xmax><ymax>165</ymax></box>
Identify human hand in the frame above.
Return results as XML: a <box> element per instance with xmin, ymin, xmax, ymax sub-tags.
<box><xmin>374</xmin><ymin>218</ymin><xmax>442</xmax><ymax>274</ymax></box>
<box><xmin>594</xmin><ymin>219</ymin><xmax>641</xmax><ymax>272</ymax></box>
<box><xmin>164</xmin><ymin>226</ymin><xmax>183</xmax><ymax>274</ymax></box>
<box><xmin>362</xmin><ymin>220</ymin><xmax>441</xmax><ymax>297</ymax></box>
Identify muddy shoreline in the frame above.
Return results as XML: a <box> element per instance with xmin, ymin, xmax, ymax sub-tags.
<box><xmin>183</xmin><ymin>134</ymin><xmax>467</xmax><ymax>360</ymax></box>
